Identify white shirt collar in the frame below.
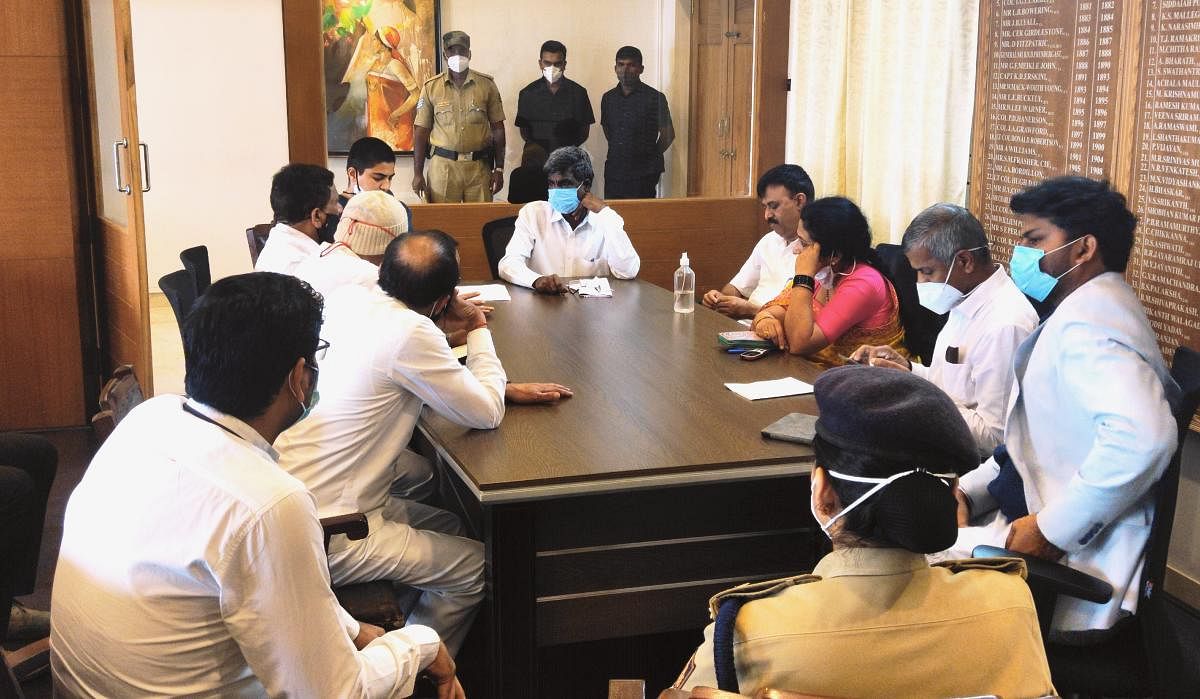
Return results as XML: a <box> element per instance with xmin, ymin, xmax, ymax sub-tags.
<box><xmin>954</xmin><ymin>265</ymin><xmax>1006</xmax><ymax>318</ymax></box>
<box><xmin>184</xmin><ymin>398</ymin><xmax>279</xmax><ymax>462</ymax></box>
<box><xmin>547</xmin><ymin>205</ymin><xmax>591</xmax><ymax>233</ymax></box>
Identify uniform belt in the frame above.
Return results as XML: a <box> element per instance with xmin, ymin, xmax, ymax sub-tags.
<box><xmin>432</xmin><ymin>146</ymin><xmax>491</xmax><ymax>162</ymax></box>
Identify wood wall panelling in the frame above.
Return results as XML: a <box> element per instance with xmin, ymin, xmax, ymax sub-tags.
<box><xmin>749</xmin><ymin>0</ymin><xmax>790</xmax><ymax>180</ymax></box>
<box><xmin>281</xmin><ymin>0</ymin><xmax>327</xmax><ymax>165</ymax></box>
<box><xmin>410</xmin><ymin>197</ymin><xmax>764</xmax><ymax>293</ymax></box>
<box><xmin>0</xmin><ymin>0</ymin><xmax>67</xmax><ymax>56</ymax></box>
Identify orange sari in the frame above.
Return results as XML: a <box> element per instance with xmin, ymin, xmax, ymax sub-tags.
<box><xmin>765</xmin><ymin>277</ymin><xmax>908</xmax><ymax>368</ymax></box>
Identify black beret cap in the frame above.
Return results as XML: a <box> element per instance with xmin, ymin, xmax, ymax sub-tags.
<box><xmin>813</xmin><ymin>364</ymin><xmax>979</xmax><ymax>475</ymax></box>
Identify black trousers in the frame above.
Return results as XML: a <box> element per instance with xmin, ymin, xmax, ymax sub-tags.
<box><xmin>0</xmin><ymin>433</ymin><xmax>57</xmax><ymax>641</ymax></box>
<box><xmin>604</xmin><ymin>172</ymin><xmax>660</xmax><ymax>200</ymax></box>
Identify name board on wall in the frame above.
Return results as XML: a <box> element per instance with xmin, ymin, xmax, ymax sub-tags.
<box><xmin>970</xmin><ymin>0</ymin><xmax>1199</xmax><ymax>383</ymax></box>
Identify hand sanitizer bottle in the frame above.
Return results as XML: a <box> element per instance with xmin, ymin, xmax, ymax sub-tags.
<box><xmin>674</xmin><ymin>252</ymin><xmax>695</xmax><ymax>314</ymax></box>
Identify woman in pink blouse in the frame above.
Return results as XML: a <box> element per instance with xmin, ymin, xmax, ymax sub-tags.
<box><xmin>752</xmin><ymin>197</ymin><xmax>908</xmax><ymax>367</ymax></box>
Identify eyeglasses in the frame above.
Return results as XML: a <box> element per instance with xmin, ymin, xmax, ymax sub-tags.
<box><xmin>314</xmin><ymin>339</ymin><xmax>330</xmax><ymax>362</ymax></box>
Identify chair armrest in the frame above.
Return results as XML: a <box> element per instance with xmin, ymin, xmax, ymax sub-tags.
<box><xmin>320</xmin><ymin>513</ymin><xmax>369</xmax><ymax>552</ymax></box>
<box><xmin>972</xmin><ymin>545</ymin><xmax>1113</xmax><ymax>604</ymax></box>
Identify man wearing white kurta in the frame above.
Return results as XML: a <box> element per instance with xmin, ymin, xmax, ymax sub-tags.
<box><xmin>499</xmin><ymin>146</ymin><xmax>640</xmax><ymax>293</ymax></box>
<box><xmin>255</xmin><ymin>163</ymin><xmax>342</xmax><ymax>276</ymax></box>
<box><xmin>946</xmin><ymin>177</ymin><xmax>1179</xmax><ymax>634</ymax></box>
<box><xmin>852</xmin><ymin>204</ymin><xmax>1038</xmax><ymax>456</ymax></box>
<box><xmin>702</xmin><ymin>164</ymin><xmax>814</xmax><ymax>318</ymax></box>
<box><xmin>51</xmin><ymin>272</ymin><xmax>462</xmax><ymax>697</ymax></box>
<box><xmin>278</xmin><ymin>230</ymin><xmax>504</xmax><ymax>655</ymax></box>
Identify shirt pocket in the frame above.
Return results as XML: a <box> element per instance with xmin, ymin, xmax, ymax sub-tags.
<box><xmin>937</xmin><ymin>359</ymin><xmax>974</xmax><ymax>404</ymax></box>
<box><xmin>465</xmin><ymin>102</ymin><xmax>488</xmax><ymax>125</ymax></box>
<box><xmin>434</xmin><ymin>104</ymin><xmax>454</xmax><ymax>127</ymax></box>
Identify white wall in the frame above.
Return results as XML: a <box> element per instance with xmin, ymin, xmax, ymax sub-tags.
<box><xmin>331</xmin><ymin>0</ymin><xmax>691</xmax><ymax>202</ymax></box>
<box><xmin>132</xmin><ymin>0</ymin><xmax>289</xmax><ymax>284</ymax></box>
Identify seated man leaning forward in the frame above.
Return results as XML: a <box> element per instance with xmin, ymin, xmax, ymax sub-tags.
<box><xmin>498</xmin><ymin>146</ymin><xmax>641</xmax><ymax>294</ymax></box>
<box><xmin>294</xmin><ymin>189</ymin><xmax>409</xmax><ymax>299</ymax></box>
<box><xmin>671</xmin><ymin>365</ymin><xmax>1054</xmax><ymax>698</ymax></box>
<box><xmin>256</xmin><ymin>163</ymin><xmax>342</xmax><ymax>275</ymax></box>
<box><xmin>702</xmin><ymin>164</ymin><xmax>814</xmax><ymax>319</ymax></box>
<box><xmin>852</xmin><ymin>204</ymin><xmax>1038</xmax><ymax>457</ymax></box>
<box><xmin>51</xmin><ymin>272</ymin><xmax>462</xmax><ymax>698</ymax></box>
<box><xmin>752</xmin><ymin>196</ymin><xmax>908</xmax><ymax>367</ymax></box>
<box><xmin>945</xmin><ymin>176</ymin><xmax>1180</xmax><ymax>636</ymax></box>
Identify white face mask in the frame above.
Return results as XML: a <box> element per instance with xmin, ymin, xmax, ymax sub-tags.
<box><xmin>543</xmin><ymin>65</ymin><xmax>563</xmax><ymax>83</ymax></box>
<box><xmin>916</xmin><ymin>247</ymin><xmax>984</xmax><ymax>315</ymax></box>
<box><xmin>814</xmin><ymin>266</ymin><xmax>832</xmax><ymax>286</ymax></box>
<box><xmin>447</xmin><ymin>55</ymin><xmax>469</xmax><ymax>73</ymax></box>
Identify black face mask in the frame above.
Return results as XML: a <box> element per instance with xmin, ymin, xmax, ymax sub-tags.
<box><xmin>317</xmin><ymin>211</ymin><xmax>339</xmax><ymax>244</ymax></box>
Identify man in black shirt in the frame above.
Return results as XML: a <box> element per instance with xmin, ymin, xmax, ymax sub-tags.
<box><xmin>515</xmin><ymin>40</ymin><xmax>594</xmax><ymax>155</ymax></box>
<box><xmin>600</xmin><ymin>46</ymin><xmax>675</xmax><ymax>199</ymax></box>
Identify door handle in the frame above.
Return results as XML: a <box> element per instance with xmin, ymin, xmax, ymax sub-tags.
<box><xmin>138</xmin><ymin>142</ymin><xmax>151</xmax><ymax>193</ymax></box>
<box><xmin>724</xmin><ymin>31</ymin><xmax>741</xmax><ymax>38</ymax></box>
<box><xmin>113</xmin><ymin>139</ymin><xmax>131</xmax><ymax>194</ymax></box>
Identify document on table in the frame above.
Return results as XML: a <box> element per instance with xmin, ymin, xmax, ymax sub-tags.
<box><xmin>568</xmin><ymin>277</ymin><xmax>613</xmax><ymax>297</ymax></box>
<box><xmin>457</xmin><ymin>284</ymin><xmax>511</xmax><ymax>302</ymax></box>
<box><xmin>725</xmin><ymin>377</ymin><xmax>814</xmax><ymax>400</ymax></box>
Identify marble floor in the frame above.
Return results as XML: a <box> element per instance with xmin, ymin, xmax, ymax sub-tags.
<box><xmin>149</xmin><ymin>292</ymin><xmax>185</xmax><ymax>396</ymax></box>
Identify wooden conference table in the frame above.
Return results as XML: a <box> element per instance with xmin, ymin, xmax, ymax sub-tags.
<box><xmin>416</xmin><ymin>279</ymin><xmax>827</xmax><ymax>697</ymax></box>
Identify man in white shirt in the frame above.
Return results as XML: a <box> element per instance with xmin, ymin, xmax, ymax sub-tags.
<box><xmin>51</xmin><ymin>272</ymin><xmax>464</xmax><ymax>698</ymax></box>
<box><xmin>278</xmin><ymin>231</ymin><xmax>502</xmax><ymax>655</ymax></box>
<box><xmin>702</xmin><ymin>164</ymin><xmax>813</xmax><ymax>318</ymax></box>
<box><xmin>295</xmin><ymin>189</ymin><xmax>407</xmax><ymax>299</ymax></box>
<box><xmin>946</xmin><ymin>177</ymin><xmax>1179</xmax><ymax>634</ymax></box>
<box><xmin>498</xmin><ymin>146</ymin><xmax>641</xmax><ymax>293</ymax></box>
<box><xmin>255</xmin><ymin>163</ymin><xmax>342</xmax><ymax>275</ymax></box>
<box><xmin>851</xmin><ymin>204</ymin><xmax>1038</xmax><ymax>455</ymax></box>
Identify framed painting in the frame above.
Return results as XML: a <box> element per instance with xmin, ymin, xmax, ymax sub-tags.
<box><xmin>323</xmin><ymin>0</ymin><xmax>440</xmax><ymax>155</ymax></box>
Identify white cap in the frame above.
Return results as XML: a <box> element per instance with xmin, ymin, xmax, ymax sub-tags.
<box><xmin>334</xmin><ymin>191</ymin><xmax>409</xmax><ymax>256</ymax></box>
<box><xmin>679</xmin><ymin>251</ymin><xmax>690</xmax><ymax>266</ymax></box>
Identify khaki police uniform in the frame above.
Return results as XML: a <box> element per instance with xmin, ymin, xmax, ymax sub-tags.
<box><xmin>675</xmin><ymin>548</ymin><xmax>1055</xmax><ymax>698</ymax></box>
<box><xmin>414</xmin><ymin>69</ymin><xmax>504</xmax><ymax>203</ymax></box>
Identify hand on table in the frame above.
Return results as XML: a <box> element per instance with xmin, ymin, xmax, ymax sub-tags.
<box><xmin>701</xmin><ymin>290</ymin><xmax>756</xmax><ymax>319</ymax></box>
<box><xmin>424</xmin><ymin>643</ymin><xmax>466</xmax><ymax>699</ymax></box>
<box><xmin>505</xmin><ymin>382</ymin><xmax>574</xmax><ymax>404</ymax></box>
<box><xmin>754</xmin><ymin>315</ymin><xmax>788</xmax><ymax>352</ymax></box>
<box><xmin>533</xmin><ymin>274</ymin><xmax>568</xmax><ymax>295</ymax></box>
<box><xmin>438</xmin><ymin>292</ymin><xmax>488</xmax><ymax>334</ymax></box>
<box><xmin>1005</xmin><ymin>514</ymin><xmax>1065</xmax><ymax>562</ymax></box>
<box><xmin>849</xmin><ymin>344</ymin><xmax>911</xmax><ymax>371</ymax></box>
<box><xmin>457</xmin><ymin>290</ymin><xmax>494</xmax><ymax>315</ymax></box>
<box><xmin>352</xmin><ymin>621</ymin><xmax>384</xmax><ymax>650</ymax></box>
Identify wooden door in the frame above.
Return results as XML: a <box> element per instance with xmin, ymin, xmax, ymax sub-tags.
<box><xmin>84</xmin><ymin>0</ymin><xmax>153</xmax><ymax>394</ymax></box>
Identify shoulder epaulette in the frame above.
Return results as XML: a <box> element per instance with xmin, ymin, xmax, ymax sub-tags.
<box><xmin>933</xmin><ymin>556</ymin><xmax>1027</xmax><ymax>579</ymax></box>
<box><xmin>707</xmin><ymin>574</ymin><xmax>820</xmax><ymax>620</ymax></box>
<box><xmin>422</xmin><ymin>72</ymin><xmax>447</xmax><ymax>88</ymax></box>
<box><xmin>471</xmin><ymin>70</ymin><xmax>495</xmax><ymax>82</ymax></box>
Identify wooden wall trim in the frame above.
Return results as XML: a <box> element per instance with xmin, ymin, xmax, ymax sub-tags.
<box><xmin>750</xmin><ymin>0</ymin><xmax>790</xmax><ymax>181</ymax></box>
<box><xmin>281</xmin><ymin>0</ymin><xmax>326</xmax><ymax>164</ymax></box>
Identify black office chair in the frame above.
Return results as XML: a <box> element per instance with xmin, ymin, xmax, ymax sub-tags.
<box><xmin>482</xmin><ymin>215</ymin><xmax>518</xmax><ymax>280</ymax></box>
<box><xmin>974</xmin><ymin>345</ymin><xmax>1200</xmax><ymax>696</ymax></box>
<box><xmin>180</xmin><ymin>245</ymin><xmax>211</xmax><ymax>297</ymax></box>
<box><xmin>245</xmin><ymin>223</ymin><xmax>272</xmax><ymax>266</ymax></box>
<box><xmin>158</xmin><ymin>269</ymin><xmax>198</xmax><ymax>331</ymax></box>
<box><xmin>875</xmin><ymin>243</ymin><xmax>946</xmax><ymax>363</ymax></box>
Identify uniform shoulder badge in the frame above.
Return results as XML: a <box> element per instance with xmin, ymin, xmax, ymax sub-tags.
<box><xmin>933</xmin><ymin>557</ymin><xmax>1028</xmax><ymax>578</ymax></box>
<box><xmin>706</xmin><ymin>574</ymin><xmax>820</xmax><ymax>620</ymax></box>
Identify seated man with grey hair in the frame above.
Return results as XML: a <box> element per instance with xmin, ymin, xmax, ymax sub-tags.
<box><xmin>850</xmin><ymin>204</ymin><xmax>1037</xmax><ymax>455</ymax></box>
<box><xmin>498</xmin><ymin>146</ymin><xmax>641</xmax><ymax>293</ymax></box>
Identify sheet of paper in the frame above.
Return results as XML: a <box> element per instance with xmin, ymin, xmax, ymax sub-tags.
<box><xmin>724</xmin><ymin>377</ymin><xmax>815</xmax><ymax>400</ymax></box>
<box><xmin>567</xmin><ymin>277</ymin><xmax>613</xmax><ymax>298</ymax></box>
<box><xmin>737</xmin><ymin>318</ymin><xmax>753</xmax><ymax>327</ymax></box>
<box><xmin>457</xmin><ymin>284</ymin><xmax>511</xmax><ymax>302</ymax></box>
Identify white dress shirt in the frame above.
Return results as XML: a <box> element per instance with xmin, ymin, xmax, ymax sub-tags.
<box><xmin>954</xmin><ymin>272</ymin><xmax>1179</xmax><ymax>631</ymax></box>
<box><xmin>254</xmin><ymin>222</ymin><xmax>321</xmax><ymax>275</ymax></box>
<box><xmin>728</xmin><ymin>232</ymin><xmax>799</xmax><ymax>307</ymax></box>
<box><xmin>498</xmin><ymin>201</ymin><xmax>641</xmax><ymax>288</ymax></box>
<box><xmin>911</xmin><ymin>266</ymin><xmax>1038</xmax><ymax>455</ymax></box>
<box><xmin>277</xmin><ymin>285</ymin><xmax>507</xmax><ymax>518</ymax></box>
<box><xmin>50</xmin><ymin>395</ymin><xmax>439</xmax><ymax>698</ymax></box>
<box><xmin>293</xmin><ymin>242</ymin><xmax>379</xmax><ymax>299</ymax></box>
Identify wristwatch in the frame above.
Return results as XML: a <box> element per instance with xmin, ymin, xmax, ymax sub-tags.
<box><xmin>792</xmin><ymin>274</ymin><xmax>815</xmax><ymax>291</ymax></box>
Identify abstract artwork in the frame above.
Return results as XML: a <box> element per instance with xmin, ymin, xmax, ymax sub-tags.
<box><xmin>323</xmin><ymin>0</ymin><xmax>439</xmax><ymax>154</ymax></box>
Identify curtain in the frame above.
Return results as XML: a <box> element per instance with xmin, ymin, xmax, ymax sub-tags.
<box><xmin>785</xmin><ymin>0</ymin><xmax>979</xmax><ymax>243</ymax></box>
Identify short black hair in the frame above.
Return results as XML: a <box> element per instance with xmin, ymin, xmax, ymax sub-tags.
<box><xmin>813</xmin><ymin>435</ymin><xmax>958</xmax><ymax>553</ymax></box>
<box><xmin>801</xmin><ymin>196</ymin><xmax>874</xmax><ymax>266</ymax></box>
<box><xmin>270</xmin><ymin>163</ymin><xmax>334</xmax><ymax>225</ymax></box>
<box><xmin>347</xmin><ymin>136</ymin><xmax>396</xmax><ymax>173</ymax></box>
<box><xmin>755</xmin><ymin>163</ymin><xmax>815</xmax><ymax>202</ymax></box>
<box><xmin>183</xmin><ymin>272</ymin><xmax>323</xmax><ymax>421</ymax></box>
<box><xmin>1009</xmin><ymin>176</ymin><xmax>1137</xmax><ymax>273</ymax></box>
<box><xmin>379</xmin><ymin>230</ymin><xmax>461</xmax><ymax>308</ymax></box>
<box><xmin>540</xmin><ymin>40</ymin><xmax>567</xmax><ymax>58</ymax></box>
<box><xmin>615</xmin><ymin>46</ymin><xmax>642</xmax><ymax>64</ymax></box>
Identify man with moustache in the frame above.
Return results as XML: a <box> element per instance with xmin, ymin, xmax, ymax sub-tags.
<box><xmin>600</xmin><ymin>46</ymin><xmax>674</xmax><ymax>199</ymax></box>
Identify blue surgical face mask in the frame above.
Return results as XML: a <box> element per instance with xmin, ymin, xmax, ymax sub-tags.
<box><xmin>291</xmin><ymin>367</ymin><xmax>320</xmax><ymax>424</ymax></box>
<box><xmin>1010</xmin><ymin>237</ymin><xmax>1084</xmax><ymax>302</ymax></box>
<box><xmin>547</xmin><ymin>185</ymin><xmax>581</xmax><ymax>215</ymax></box>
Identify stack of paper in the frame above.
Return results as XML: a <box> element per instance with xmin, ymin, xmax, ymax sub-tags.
<box><xmin>457</xmin><ymin>284</ymin><xmax>512</xmax><ymax>302</ymax></box>
<box><xmin>725</xmin><ymin>377</ymin><xmax>814</xmax><ymax>400</ymax></box>
<box><xmin>568</xmin><ymin>277</ymin><xmax>613</xmax><ymax>298</ymax></box>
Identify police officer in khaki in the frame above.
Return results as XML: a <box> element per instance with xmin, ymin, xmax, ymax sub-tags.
<box><xmin>671</xmin><ymin>366</ymin><xmax>1055</xmax><ymax>698</ymax></box>
<box><xmin>412</xmin><ymin>30</ymin><xmax>506</xmax><ymax>203</ymax></box>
